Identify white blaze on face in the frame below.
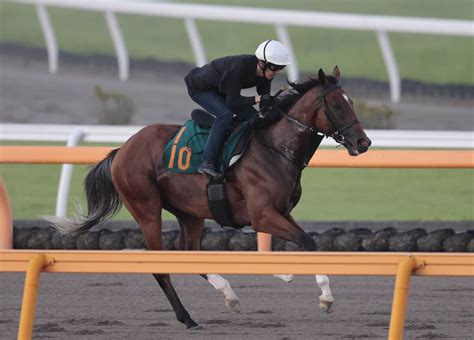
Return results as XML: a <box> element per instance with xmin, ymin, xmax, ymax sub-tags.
<box><xmin>342</xmin><ymin>93</ymin><xmax>350</xmax><ymax>103</ymax></box>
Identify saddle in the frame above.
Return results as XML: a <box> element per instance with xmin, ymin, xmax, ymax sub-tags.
<box><xmin>162</xmin><ymin>109</ymin><xmax>253</xmax><ymax>228</ymax></box>
<box><xmin>163</xmin><ymin>110</ymin><xmax>253</xmax><ymax>175</ymax></box>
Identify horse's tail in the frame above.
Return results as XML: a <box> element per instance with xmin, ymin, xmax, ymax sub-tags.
<box><xmin>47</xmin><ymin>148</ymin><xmax>122</xmax><ymax>234</ymax></box>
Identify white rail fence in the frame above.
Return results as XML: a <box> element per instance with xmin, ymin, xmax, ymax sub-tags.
<box><xmin>1</xmin><ymin>123</ymin><xmax>473</xmax><ymax>217</ymax></box>
<box><xmin>23</xmin><ymin>0</ymin><xmax>473</xmax><ymax>103</ymax></box>
<box><xmin>3</xmin><ymin>123</ymin><xmax>473</xmax><ymax>148</ymax></box>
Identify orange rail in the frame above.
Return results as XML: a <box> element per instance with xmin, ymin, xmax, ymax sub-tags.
<box><xmin>2</xmin><ymin>250</ymin><xmax>472</xmax><ymax>276</ymax></box>
<box><xmin>1</xmin><ymin>146</ymin><xmax>473</xmax><ymax>168</ymax></box>
<box><xmin>310</xmin><ymin>149</ymin><xmax>474</xmax><ymax>168</ymax></box>
<box><xmin>0</xmin><ymin>146</ymin><xmax>112</xmax><ymax>164</ymax></box>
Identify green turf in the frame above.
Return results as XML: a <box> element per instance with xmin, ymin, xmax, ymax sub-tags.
<box><xmin>0</xmin><ymin>1</ymin><xmax>472</xmax><ymax>84</ymax></box>
<box><xmin>1</xmin><ymin>155</ymin><xmax>472</xmax><ymax>221</ymax></box>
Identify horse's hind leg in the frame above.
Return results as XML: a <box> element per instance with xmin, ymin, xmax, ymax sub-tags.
<box><xmin>315</xmin><ymin>275</ymin><xmax>334</xmax><ymax>313</ymax></box>
<box><xmin>118</xmin><ymin>192</ymin><xmax>199</xmax><ymax>328</ymax></box>
<box><xmin>175</xmin><ymin>211</ymin><xmax>240</xmax><ymax>313</ymax></box>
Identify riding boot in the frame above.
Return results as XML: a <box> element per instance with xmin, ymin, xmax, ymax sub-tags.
<box><xmin>199</xmin><ymin>111</ymin><xmax>233</xmax><ymax>177</ymax></box>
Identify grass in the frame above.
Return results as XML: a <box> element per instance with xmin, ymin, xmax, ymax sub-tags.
<box><xmin>1</xmin><ymin>144</ymin><xmax>473</xmax><ymax>221</ymax></box>
<box><xmin>0</xmin><ymin>1</ymin><xmax>472</xmax><ymax>84</ymax></box>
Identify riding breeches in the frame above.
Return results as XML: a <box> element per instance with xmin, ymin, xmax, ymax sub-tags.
<box><xmin>189</xmin><ymin>91</ymin><xmax>257</xmax><ymax>162</ymax></box>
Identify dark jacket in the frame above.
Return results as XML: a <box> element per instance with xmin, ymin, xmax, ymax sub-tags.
<box><xmin>185</xmin><ymin>54</ymin><xmax>271</xmax><ymax>110</ymax></box>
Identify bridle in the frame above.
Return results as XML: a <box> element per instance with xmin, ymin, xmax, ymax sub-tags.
<box><xmin>319</xmin><ymin>83</ymin><xmax>359</xmax><ymax>144</ymax></box>
<box><xmin>256</xmin><ymin>82</ymin><xmax>360</xmax><ymax>169</ymax></box>
<box><xmin>274</xmin><ymin>83</ymin><xmax>359</xmax><ymax>145</ymax></box>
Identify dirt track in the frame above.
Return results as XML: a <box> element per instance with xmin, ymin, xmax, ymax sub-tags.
<box><xmin>1</xmin><ymin>272</ymin><xmax>473</xmax><ymax>339</ymax></box>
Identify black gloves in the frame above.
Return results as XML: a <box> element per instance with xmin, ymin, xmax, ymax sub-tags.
<box><xmin>259</xmin><ymin>94</ymin><xmax>274</xmax><ymax>110</ymax></box>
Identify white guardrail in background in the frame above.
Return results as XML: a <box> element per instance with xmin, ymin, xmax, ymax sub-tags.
<box><xmin>1</xmin><ymin>123</ymin><xmax>473</xmax><ymax>217</ymax></box>
<box><xmin>24</xmin><ymin>0</ymin><xmax>473</xmax><ymax>103</ymax></box>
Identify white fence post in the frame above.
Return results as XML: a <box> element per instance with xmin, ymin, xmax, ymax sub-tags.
<box><xmin>55</xmin><ymin>128</ymin><xmax>86</xmax><ymax>217</ymax></box>
<box><xmin>376</xmin><ymin>31</ymin><xmax>401</xmax><ymax>103</ymax></box>
<box><xmin>184</xmin><ymin>18</ymin><xmax>207</xmax><ymax>67</ymax></box>
<box><xmin>35</xmin><ymin>3</ymin><xmax>58</xmax><ymax>74</ymax></box>
<box><xmin>275</xmin><ymin>24</ymin><xmax>299</xmax><ymax>82</ymax></box>
<box><xmin>104</xmin><ymin>11</ymin><xmax>129</xmax><ymax>81</ymax></box>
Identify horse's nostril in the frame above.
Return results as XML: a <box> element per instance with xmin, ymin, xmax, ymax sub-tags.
<box><xmin>357</xmin><ymin>138</ymin><xmax>371</xmax><ymax>151</ymax></box>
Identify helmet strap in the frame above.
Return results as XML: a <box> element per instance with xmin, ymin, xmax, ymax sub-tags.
<box><xmin>257</xmin><ymin>61</ymin><xmax>272</xmax><ymax>80</ymax></box>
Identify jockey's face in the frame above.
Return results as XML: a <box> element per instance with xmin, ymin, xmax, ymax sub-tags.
<box><xmin>264</xmin><ymin>68</ymin><xmax>281</xmax><ymax>80</ymax></box>
<box><xmin>258</xmin><ymin>61</ymin><xmax>285</xmax><ymax>80</ymax></box>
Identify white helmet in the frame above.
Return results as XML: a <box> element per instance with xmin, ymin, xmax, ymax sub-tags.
<box><xmin>255</xmin><ymin>40</ymin><xmax>291</xmax><ymax>66</ymax></box>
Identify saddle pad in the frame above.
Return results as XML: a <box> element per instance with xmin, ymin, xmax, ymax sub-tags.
<box><xmin>163</xmin><ymin>119</ymin><xmax>251</xmax><ymax>174</ymax></box>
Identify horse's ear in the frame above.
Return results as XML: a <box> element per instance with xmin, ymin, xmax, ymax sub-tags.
<box><xmin>318</xmin><ymin>68</ymin><xmax>328</xmax><ymax>86</ymax></box>
<box><xmin>333</xmin><ymin>65</ymin><xmax>341</xmax><ymax>81</ymax></box>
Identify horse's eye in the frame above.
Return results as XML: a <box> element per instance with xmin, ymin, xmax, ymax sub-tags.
<box><xmin>332</xmin><ymin>104</ymin><xmax>342</xmax><ymax>110</ymax></box>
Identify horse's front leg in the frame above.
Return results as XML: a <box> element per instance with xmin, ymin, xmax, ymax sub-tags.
<box><xmin>273</xmin><ymin>274</ymin><xmax>333</xmax><ymax>313</ymax></box>
<box><xmin>254</xmin><ymin>210</ymin><xmax>333</xmax><ymax>312</ymax></box>
<box><xmin>285</xmin><ymin>214</ymin><xmax>334</xmax><ymax>313</ymax></box>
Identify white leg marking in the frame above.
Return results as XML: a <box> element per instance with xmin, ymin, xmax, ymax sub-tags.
<box><xmin>207</xmin><ymin>274</ymin><xmax>240</xmax><ymax>312</ymax></box>
<box><xmin>273</xmin><ymin>274</ymin><xmax>295</xmax><ymax>283</ymax></box>
<box><xmin>316</xmin><ymin>275</ymin><xmax>334</xmax><ymax>313</ymax></box>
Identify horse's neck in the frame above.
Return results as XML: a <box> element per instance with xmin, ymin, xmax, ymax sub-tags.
<box><xmin>260</xmin><ymin>99</ymin><xmax>315</xmax><ymax>168</ymax></box>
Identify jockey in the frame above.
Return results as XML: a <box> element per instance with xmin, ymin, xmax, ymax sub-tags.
<box><xmin>185</xmin><ymin>39</ymin><xmax>291</xmax><ymax>178</ymax></box>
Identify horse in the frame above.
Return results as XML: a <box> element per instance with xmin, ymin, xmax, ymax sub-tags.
<box><xmin>50</xmin><ymin>66</ymin><xmax>371</xmax><ymax>328</ymax></box>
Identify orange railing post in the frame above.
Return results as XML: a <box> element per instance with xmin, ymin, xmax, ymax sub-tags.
<box><xmin>257</xmin><ymin>233</ymin><xmax>272</xmax><ymax>251</ymax></box>
<box><xmin>0</xmin><ymin>177</ymin><xmax>13</xmax><ymax>249</ymax></box>
<box><xmin>388</xmin><ymin>256</ymin><xmax>418</xmax><ymax>340</ymax></box>
<box><xmin>18</xmin><ymin>253</ymin><xmax>49</xmax><ymax>340</ymax></box>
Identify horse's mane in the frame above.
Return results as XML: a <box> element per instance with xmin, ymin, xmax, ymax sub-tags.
<box><xmin>276</xmin><ymin>75</ymin><xmax>338</xmax><ymax>112</ymax></box>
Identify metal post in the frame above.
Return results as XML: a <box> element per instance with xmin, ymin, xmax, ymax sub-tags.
<box><xmin>56</xmin><ymin>128</ymin><xmax>85</xmax><ymax>217</ymax></box>
<box><xmin>257</xmin><ymin>232</ymin><xmax>272</xmax><ymax>251</ymax></box>
<box><xmin>35</xmin><ymin>3</ymin><xmax>58</xmax><ymax>74</ymax></box>
<box><xmin>388</xmin><ymin>256</ymin><xmax>417</xmax><ymax>340</ymax></box>
<box><xmin>275</xmin><ymin>24</ymin><xmax>299</xmax><ymax>82</ymax></box>
<box><xmin>0</xmin><ymin>178</ymin><xmax>13</xmax><ymax>249</ymax></box>
<box><xmin>184</xmin><ymin>18</ymin><xmax>207</xmax><ymax>67</ymax></box>
<box><xmin>18</xmin><ymin>254</ymin><xmax>49</xmax><ymax>340</ymax></box>
<box><xmin>104</xmin><ymin>11</ymin><xmax>129</xmax><ymax>81</ymax></box>
<box><xmin>376</xmin><ymin>30</ymin><xmax>401</xmax><ymax>103</ymax></box>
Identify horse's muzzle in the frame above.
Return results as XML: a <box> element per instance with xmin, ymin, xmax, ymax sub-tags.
<box><xmin>357</xmin><ymin>137</ymin><xmax>371</xmax><ymax>154</ymax></box>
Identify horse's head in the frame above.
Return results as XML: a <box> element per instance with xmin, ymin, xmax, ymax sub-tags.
<box><xmin>312</xmin><ymin>66</ymin><xmax>371</xmax><ymax>156</ymax></box>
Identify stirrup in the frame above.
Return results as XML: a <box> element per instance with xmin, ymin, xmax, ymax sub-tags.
<box><xmin>198</xmin><ymin>163</ymin><xmax>220</xmax><ymax>178</ymax></box>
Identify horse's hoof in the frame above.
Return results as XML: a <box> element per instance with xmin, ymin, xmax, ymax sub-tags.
<box><xmin>319</xmin><ymin>299</ymin><xmax>334</xmax><ymax>313</ymax></box>
<box><xmin>187</xmin><ymin>322</ymin><xmax>202</xmax><ymax>330</ymax></box>
<box><xmin>273</xmin><ymin>274</ymin><xmax>295</xmax><ymax>283</ymax></box>
<box><xmin>225</xmin><ymin>298</ymin><xmax>241</xmax><ymax>313</ymax></box>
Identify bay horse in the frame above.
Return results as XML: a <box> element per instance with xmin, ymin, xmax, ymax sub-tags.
<box><xmin>51</xmin><ymin>66</ymin><xmax>371</xmax><ymax>328</ymax></box>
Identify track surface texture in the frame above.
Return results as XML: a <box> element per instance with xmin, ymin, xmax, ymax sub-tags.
<box><xmin>1</xmin><ymin>273</ymin><xmax>473</xmax><ymax>339</ymax></box>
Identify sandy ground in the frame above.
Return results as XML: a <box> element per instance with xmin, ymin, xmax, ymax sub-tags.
<box><xmin>1</xmin><ymin>272</ymin><xmax>473</xmax><ymax>339</ymax></box>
